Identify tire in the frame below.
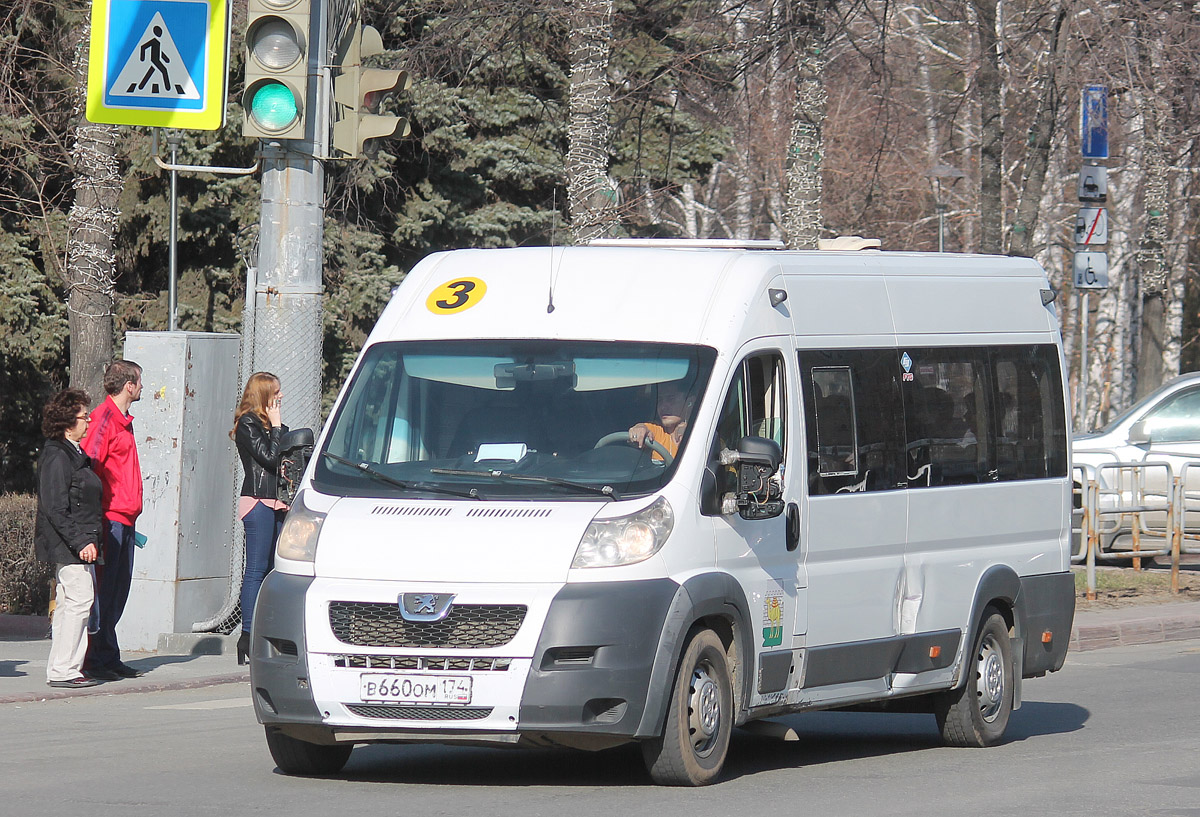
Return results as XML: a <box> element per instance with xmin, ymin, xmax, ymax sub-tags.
<box><xmin>264</xmin><ymin>727</ymin><xmax>353</xmax><ymax>776</ymax></box>
<box><xmin>935</xmin><ymin>608</ymin><xmax>1013</xmax><ymax>747</ymax></box>
<box><xmin>641</xmin><ymin>628</ymin><xmax>733</xmax><ymax>786</ymax></box>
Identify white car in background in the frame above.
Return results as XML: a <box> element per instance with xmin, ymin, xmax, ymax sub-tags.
<box><xmin>1073</xmin><ymin>371</ymin><xmax>1200</xmax><ymax>560</ymax></box>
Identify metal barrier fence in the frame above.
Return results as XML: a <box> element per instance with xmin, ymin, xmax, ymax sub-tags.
<box><xmin>1073</xmin><ymin>460</ymin><xmax>1198</xmax><ymax>599</ymax></box>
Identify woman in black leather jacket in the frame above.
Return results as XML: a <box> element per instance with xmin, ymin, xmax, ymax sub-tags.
<box><xmin>232</xmin><ymin>372</ymin><xmax>288</xmax><ymax>664</ymax></box>
<box><xmin>35</xmin><ymin>389</ymin><xmax>104</xmax><ymax>688</ymax></box>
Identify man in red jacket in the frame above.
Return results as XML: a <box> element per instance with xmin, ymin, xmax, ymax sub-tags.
<box><xmin>82</xmin><ymin>359</ymin><xmax>145</xmax><ymax>680</ymax></box>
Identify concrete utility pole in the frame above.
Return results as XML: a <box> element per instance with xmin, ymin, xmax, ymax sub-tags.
<box><xmin>247</xmin><ymin>0</ymin><xmax>332</xmax><ymax>435</ymax></box>
<box><xmin>253</xmin><ymin>146</ymin><xmax>325</xmax><ymax>434</ymax></box>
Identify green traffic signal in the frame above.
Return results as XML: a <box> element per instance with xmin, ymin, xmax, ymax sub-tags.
<box><xmin>247</xmin><ymin>80</ymin><xmax>300</xmax><ymax>133</ymax></box>
<box><xmin>242</xmin><ymin>0</ymin><xmax>310</xmax><ymax>140</ymax></box>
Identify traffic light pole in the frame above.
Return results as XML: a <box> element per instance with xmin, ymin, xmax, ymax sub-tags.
<box><xmin>249</xmin><ymin>0</ymin><xmax>330</xmax><ymax>436</ymax></box>
<box><xmin>253</xmin><ymin>145</ymin><xmax>325</xmax><ymax>433</ymax></box>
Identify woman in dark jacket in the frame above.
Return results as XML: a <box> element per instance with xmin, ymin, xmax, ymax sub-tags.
<box><xmin>35</xmin><ymin>389</ymin><xmax>104</xmax><ymax>688</ymax></box>
<box><xmin>232</xmin><ymin>372</ymin><xmax>288</xmax><ymax>664</ymax></box>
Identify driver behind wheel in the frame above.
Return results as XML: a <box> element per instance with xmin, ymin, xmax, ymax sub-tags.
<box><xmin>628</xmin><ymin>382</ymin><xmax>695</xmax><ymax>461</ymax></box>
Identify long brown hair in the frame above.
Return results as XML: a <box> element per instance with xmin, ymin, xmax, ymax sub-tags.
<box><xmin>230</xmin><ymin>372</ymin><xmax>280</xmax><ymax>439</ymax></box>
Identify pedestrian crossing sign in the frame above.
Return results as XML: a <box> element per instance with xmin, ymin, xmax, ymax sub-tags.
<box><xmin>86</xmin><ymin>0</ymin><xmax>229</xmax><ymax>130</ymax></box>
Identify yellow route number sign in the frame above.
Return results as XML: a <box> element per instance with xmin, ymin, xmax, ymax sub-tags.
<box><xmin>426</xmin><ymin>278</ymin><xmax>487</xmax><ymax>314</ymax></box>
<box><xmin>86</xmin><ymin>0</ymin><xmax>230</xmax><ymax>130</ymax></box>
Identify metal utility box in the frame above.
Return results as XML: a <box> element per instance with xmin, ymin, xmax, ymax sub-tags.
<box><xmin>116</xmin><ymin>332</ymin><xmax>240</xmax><ymax>652</ymax></box>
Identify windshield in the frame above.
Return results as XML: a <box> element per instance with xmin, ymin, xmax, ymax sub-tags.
<box><xmin>315</xmin><ymin>340</ymin><xmax>717</xmax><ymax>499</ymax></box>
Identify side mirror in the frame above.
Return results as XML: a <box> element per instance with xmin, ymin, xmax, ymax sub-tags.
<box><xmin>1127</xmin><ymin>419</ymin><xmax>1151</xmax><ymax>447</ymax></box>
<box><xmin>278</xmin><ymin>428</ymin><xmax>315</xmax><ymax>505</ymax></box>
<box><xmin>721</xmin><ymin>436</ymin><xmax>785</xmax><ymax>520</ymax></box>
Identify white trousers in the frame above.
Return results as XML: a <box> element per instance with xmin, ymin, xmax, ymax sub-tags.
<box><xmin>46</xmin><ymin>562</ymin><xmax>94</xmax><ymax>682</ymax></box>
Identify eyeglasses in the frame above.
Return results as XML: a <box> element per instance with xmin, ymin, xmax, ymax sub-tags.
<box><xmin>75</xmin><ymin>414</ymin><xmax>90</xmax><ymax>422</ymax></box>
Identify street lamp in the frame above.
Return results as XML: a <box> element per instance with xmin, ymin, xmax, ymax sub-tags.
<box><xmin>926</xmin><ymin>164</ymin><xmax>965</xmax><ymax>252</ymax></box>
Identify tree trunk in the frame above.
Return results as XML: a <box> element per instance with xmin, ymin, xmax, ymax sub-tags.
<box><xmin>971</xmin><ymin>0</ymin><xmax>1003</xmax><ymax>254</ymax></box>
<box><xmin>1134</xmin><ymin>35</ymin><xmax>1174</xmax><ymax>399</ymax></box>
<box><xmin>566</xmin><ymin>0</ymin><xmax>618</xmax><ymax>243</ymax></box>
<box><xmin>1007</xmin><ymin>4</ymin><xmax>1065</xmax><ymax>258</ymax></box>
<box><xmin>65</xmin><ymin>22</ymin><xmax>120</xmax><ymax>400</ymax></box>
<box><xmin>1161</xmin><ymin>137</ymin><xmax>1195</xmax><ymax>379</ymax></box>
<box><xmin>783</xmin><ymin>1</ymin><xmax>827</xmax><ymax>249</ymax></box>
<box><xmin>1087</xmin><ymin>152</ymin><xmax>1138</xmax><ymax>429</ymax></box>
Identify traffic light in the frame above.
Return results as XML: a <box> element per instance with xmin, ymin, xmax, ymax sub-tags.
<box><xmin>242</xmin><ymin>0</ymin><xmax>310</xmax><ymax>140</ymax></box>
<box><xmin>331</xmin><ymin>24</ymin><xmax>411</xmax><ymax>158</ymax></box>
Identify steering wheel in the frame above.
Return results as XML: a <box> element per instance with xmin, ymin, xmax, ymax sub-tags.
<box><xmin>594</xmin><ymin>431</ymin><xmax>674</xmax><ymax>467</ymax></box>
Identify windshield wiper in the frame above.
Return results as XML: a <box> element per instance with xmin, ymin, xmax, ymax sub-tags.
<box><xmin>429</xmin><ymin>468</ymin><xmax>620</xmax><ymax>501</ymax></box>
<box><xmin>322</xmin><ymin>452</ymin><xmax>484</xmax><ymax>499</ymax></box>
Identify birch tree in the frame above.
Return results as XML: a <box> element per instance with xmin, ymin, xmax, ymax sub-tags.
<box><xmin>782</xmin><ymin>0</ymin><xmax>829</xmax><ymax>248</ymax></box>
<box><xmin>566</xmin><ymin>0</ymin><xmax>618</xmax><ymax>242</ymax></box>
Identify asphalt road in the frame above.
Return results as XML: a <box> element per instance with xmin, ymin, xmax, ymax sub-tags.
<box><xmin>1</xmin><ymin>638</ymin><xmax>1197</xmax><ymax>817</ymax></box>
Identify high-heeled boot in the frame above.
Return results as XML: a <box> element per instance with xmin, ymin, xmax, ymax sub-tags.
<box><xmin>237</xmin><ymin>630</ymin><xmax>250</xmax><ymax>665</ymax></box>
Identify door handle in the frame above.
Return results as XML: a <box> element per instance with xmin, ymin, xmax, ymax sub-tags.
<box><xmin>785</xmin><ymin>502</ymin><xmax>800</xmax><ymax>551</ymax></box>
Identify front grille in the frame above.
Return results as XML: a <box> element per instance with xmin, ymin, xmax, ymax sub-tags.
<box><xmin>332</xmin><ymin>654</ymin><xmax>513</xmax><ymax>671</ymax></box>
<box><xmin>347</xmin><ymin>704</ymin><xmax>494</xmax><ymax>721</ymax></box>
<box><xmin>329</xmin><ymin>602</ymin><xmax>527</xmax><ymax>648</ymax></box>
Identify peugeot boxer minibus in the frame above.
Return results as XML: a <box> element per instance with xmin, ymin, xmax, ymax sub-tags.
<box><xmin>249</xmin><ymin>240</ymin><xmax>1075</xmax><ymax>785</ymax></box>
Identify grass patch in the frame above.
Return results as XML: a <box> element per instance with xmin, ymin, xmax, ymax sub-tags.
<box><xmin>1072</xmin><ymin>568</ymin><xmax>1180</xmax><ymax>594</ymax></box>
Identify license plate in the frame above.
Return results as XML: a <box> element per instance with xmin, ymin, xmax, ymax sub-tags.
<box><xmin>359</xmin><ymin>673</ymin><xmax>473</xmax><ymax>704</ymax></box>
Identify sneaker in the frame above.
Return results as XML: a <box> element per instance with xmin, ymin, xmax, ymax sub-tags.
<box><xmin>111</xmin><ymin>662</ymin><xmax>145</xmax><ymax>678</ymax></box>
<box><xmin>48</xmin><ymin>677</ymin><xmax>103</xmax><ymax>689</ymax></box>
<box><xmin>84</xmin><ymin>667</ymin><xmax>122</xmax><ymax>681</ymax></box>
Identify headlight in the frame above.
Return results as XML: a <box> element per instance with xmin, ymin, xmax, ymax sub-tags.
<box><xmin>572</xmin><ymin>496</ymin><xmax>674</xmax><ymax>568</ymax></box>
<box><xmin>276</xmin><ymin>491</ymin><xmax>325</xmax><ymax>563</ymax></box>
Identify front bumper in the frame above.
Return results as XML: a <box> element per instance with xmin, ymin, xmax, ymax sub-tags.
<box><xmin>250</xmin><ymin>571</ymin><xmax>680</xmax><ymax>746</ymax></box>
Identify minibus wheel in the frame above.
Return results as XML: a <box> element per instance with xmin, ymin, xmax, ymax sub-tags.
<box><xmin>265</xmin><ymin>727</ymin><xmax>353</xmax><ymax>775</ymax></box>
<box><xmin>641</xmin><ymin>628</ymin><xmax>733</xmax><ymax>786</ymax></box>
<box><xmin>935</xmin><ymin>608</ymin><xmax>1013</xmax><ymax>747</ymax></box>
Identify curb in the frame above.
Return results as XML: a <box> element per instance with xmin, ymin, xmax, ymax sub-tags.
<box><xmin>0</xmin><ymin>671</ymin><xmax>250</xmax><ymax>705</ymax></box>
<box><xmin>1069</xmin><ymin>604</ymin><xmax>1200</xmax><ymax>652</ymax></box>
<box><xmin>0</xmin><ymin>615</ymin><xmax>49</xmax><ymax>640</ymax></box>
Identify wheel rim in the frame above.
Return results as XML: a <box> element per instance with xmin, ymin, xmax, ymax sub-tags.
<box><xmin>976</xmin><ymin>632</ymin><xmax>1006</xmax><ymax>722</ymax></box>
<box><xmin>687</xmin><ymin>661</ymin><xmax>722</xmax><ymax>757</ymax></box>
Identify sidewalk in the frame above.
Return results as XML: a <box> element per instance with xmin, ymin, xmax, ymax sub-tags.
<box><xmin>3</xmin><ymin>601</ymin><xmax>1199</xmax><ymax>703</ymax></box>
<box><xmin>0</xmin><ymin>615</ymin><xmax>246</xmax><ymax>704</ymax></box>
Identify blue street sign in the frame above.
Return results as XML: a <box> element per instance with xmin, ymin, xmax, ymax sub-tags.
<box><xmin>87</xmin><ymin>0</ymin><xmax>229</xmax><ymax>130</ymax></box>
<box><xmin>1081</xmin><ymin>85</ymin><xmax>1108</xmax><ymax>159</ymax></box>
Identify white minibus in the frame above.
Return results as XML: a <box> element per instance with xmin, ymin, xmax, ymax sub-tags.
<box><xmin>250</xmin><ymin>240</ymin><xmax>1075</xmax><ymax>785</ymax></box>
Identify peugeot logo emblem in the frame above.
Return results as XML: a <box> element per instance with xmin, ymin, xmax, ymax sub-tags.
<box><xmin>399</xmin><ymin>592</ymin><xmax>456</xmax><ymax>622</ymax></box>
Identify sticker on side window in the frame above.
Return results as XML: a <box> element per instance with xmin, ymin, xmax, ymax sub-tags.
<box><xmin>900</xmin><ymin>351</ymin><xmax>914</xmax><ymax>382</ymax></box>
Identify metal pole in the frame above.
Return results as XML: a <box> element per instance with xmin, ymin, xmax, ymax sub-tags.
<box><xmin>1085</xmin><ymin>480</ymin><xmax>1097</xmax><ymax>600</ymax></box>
<box><xmin>937</xmin><ymin>203</ymin><xmax>946</xmax><ymax>253</ymax></box>
<box><xmin>1078</xmin><ymin>291</ymin><xmax>1088</xmax><ymax>430</ymax></box>
<box><xmin>168</xmin><ymin>131</ymin><xmax>180</xmax><ymax>331</ymax></box>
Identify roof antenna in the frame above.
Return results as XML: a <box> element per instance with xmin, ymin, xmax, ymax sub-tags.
<box><xmin>547</xmin><ymin>191</ymin><xmax>557</xmax><ymax>313</ymax></box>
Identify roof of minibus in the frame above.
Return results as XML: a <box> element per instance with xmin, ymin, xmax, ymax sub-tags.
<box><xmin>364</xmin><ymin>245</ymin><xmax>1050</xmax><ymax>350</ymax></box>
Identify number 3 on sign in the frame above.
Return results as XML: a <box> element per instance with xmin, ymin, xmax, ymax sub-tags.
<box><xmin>426</xmin><ymin>278</ymin><xmax>487</xmax><ymax>314</ymax></box>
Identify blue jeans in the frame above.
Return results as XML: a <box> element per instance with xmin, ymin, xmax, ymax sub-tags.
<box><xmin>85</xmin><ymin>520</ymin><xmax>136</xmax><ymax>671</ymax></box>
<box><xmin>241</xmin><ymin>502</ymin><xmax>284</xmax><ymax>633</ymax></box>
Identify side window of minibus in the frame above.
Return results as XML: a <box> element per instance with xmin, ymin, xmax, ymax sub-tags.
<box><xmin>992</xmin><ymin>345</ymin><xmax>1067</xmax><ymax>479</ymax></box>
<box><xmin>902</xmin><ymin>349</ymin><xmax>994</xmax><ymax>488</ymax></box>
<box><xmin>706</xmin><ymin>353</ymin><xmax>787</xmax><ymax>500</ymax></box>
<box><xmin>801</xmin><ymin>349</ymin><xmax>905</xmax><ymax>495</ymax></box>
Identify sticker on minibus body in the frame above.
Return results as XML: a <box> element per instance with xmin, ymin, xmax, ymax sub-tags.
<box><xmin>426</xmin><ymin>278</ymin><xmax>487</xmax><ymax>314</ymax></box>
